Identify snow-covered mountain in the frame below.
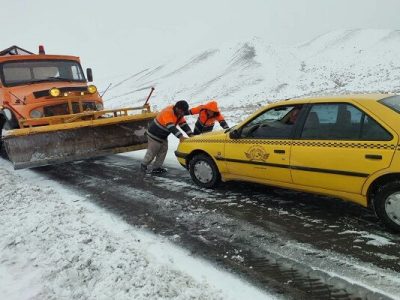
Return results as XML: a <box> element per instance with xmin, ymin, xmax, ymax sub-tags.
<box><xmin>100</xmin><ymin>29</ymin><xmax>400</xmax><ymax>117</ymax></box>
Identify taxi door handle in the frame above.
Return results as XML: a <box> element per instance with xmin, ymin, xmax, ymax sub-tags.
<box><xmin>274</xmin><ymin>149</ymin><xmax>286</xmax><ymax>154</ymax></box>
<box><xmin>365</xmin><ymin>154</ymin><xmax>382</xmax><ymax>160</ymax></box>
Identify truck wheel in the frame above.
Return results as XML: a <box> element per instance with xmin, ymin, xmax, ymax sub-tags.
<box><xmin>0</xmin><ymin>132</ymin><xmax>9</xmax><ymax>158</ymax></box>
<box><xmin>0</xmin><ymin>116</ymin><xmax>6</xmax><ymax>158</ymax></box>
<box><xmin>374</xmin><ymin>180</ymin><xmax>400</xmax><ymax>232</ymax></box>
<box><xmin>189</xmin><ymin>154</ymin><xmax>221</xmax><ymax>188</ymax></box>
<box><xmin>0</xmin><ymin>116</ymin><xmax>17</xmax><ymax>159</ymax></box>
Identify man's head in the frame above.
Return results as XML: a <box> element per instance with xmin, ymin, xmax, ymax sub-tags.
<box><xmin>288</xmin><ymin>108</ymin><xmax>300</xmax><ymax>124</ymax></box>
<box><xmin>206</xmin><ymin>101</ymin><xmax>219</xmax><ymax>112</ymax></box>
<box><xmin>205</xmin><ymin>100</ymin><xmax>220</xmax><ymax>117</ymax></box>
<box><xmin>174</xmin><ymin>100</ymin><xmax>189</xmax><ymax>117</ymax></box>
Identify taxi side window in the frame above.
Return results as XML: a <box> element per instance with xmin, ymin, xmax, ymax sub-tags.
<box><xmin>301</xmin><ymin>103</ymin><xmax>392</xmax><ymax>141</ymax></box>
<box><xmin>361</xmin><ymin>115</ymin><xmax>392</xmax><ymax>140</ymax></box>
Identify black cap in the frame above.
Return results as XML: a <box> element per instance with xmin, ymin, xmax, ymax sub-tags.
<box><xmin>174</xmin><ymin>100</ymin><xmax>189</xmax><ymax>114</ymax></box>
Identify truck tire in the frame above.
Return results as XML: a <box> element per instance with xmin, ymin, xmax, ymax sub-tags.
<box><xmin>374</xmin><ymin>180</ymin><xmax>400</xmax><ymax>232</ymax></box>
<box><xmin>0</xmin><ymin>115</ymin><xmax>7</xmax><ymax>158</ymax></box>
<box><xmin>189</xmin><ymin>154</ymin><xmax>221</xmax><ymax>188</ymax></box>
<box><xmin>0</xmin><ymin>113</ymin><xmax>18</xmax><ymax>159</ymax></box>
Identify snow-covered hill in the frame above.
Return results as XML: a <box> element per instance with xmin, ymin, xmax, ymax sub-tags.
<box><xmin>99</xmin><ymin>29</ymin><xmax>400</xmax><ymax>119</ymax></box>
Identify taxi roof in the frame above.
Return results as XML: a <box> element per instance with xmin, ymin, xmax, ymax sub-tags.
<box><xmin>283</xmin><ymin>93</ymin><xmax>393</xmax><ymax>104</ymax></box>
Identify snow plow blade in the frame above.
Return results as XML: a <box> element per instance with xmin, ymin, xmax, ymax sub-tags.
<box><xmin>3</xmin><ymin>109</ymin><xmax>156</xmax><ymax>170</ymax></box>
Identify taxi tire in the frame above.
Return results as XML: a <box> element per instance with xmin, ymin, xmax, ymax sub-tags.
<box><xmin>189</xmin><ymin>154</ymin><xmax>221</xmax><ymax>188</ymax></box>
<box><xmin>374</xmin><ymin>180</ymin><xmax>400</xmax><ymax>232</ymax></box>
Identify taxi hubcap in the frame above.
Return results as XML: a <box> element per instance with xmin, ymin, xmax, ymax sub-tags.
<box><xmin>194</xmin><ymin>161</ymin><xmax>213</xmax><ymax>183</ymax></box>
<box><xmin>385</xmin><ymin>192</ymin><xmax>400</xmax><ymax>226</ymax></box>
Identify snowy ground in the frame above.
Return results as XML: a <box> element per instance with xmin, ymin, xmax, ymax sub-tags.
<box><xmin>0</xmin><ymin>149</ymin><xmax>277</xmax><ymax>300</ymax></box>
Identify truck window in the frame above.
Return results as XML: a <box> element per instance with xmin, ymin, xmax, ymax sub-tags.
<box><xmin>0</xmin><ymin>60</ymin><xmax>86</xmax><ymax>86</ymax></box>
<box><xmin>3</xmin><ymin>67</ymin><xmax>31</xmax><ymax>82</ymax></box>
<box><xmin>71</xmin><ymin>65</ymin><xmax>84</xmax><ymax>80</ymax></box>
<box><xmin>33</xmin><ymin>67</ymin><xmax>59</xmax><ymax>79</ymax></box>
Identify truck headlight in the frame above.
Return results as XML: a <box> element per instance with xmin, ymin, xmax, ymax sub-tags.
<box><xmin>87</xmin><ymin>85</ymin><xmax>97</xmax><ymax>94</ymax></box>
<box><xmin>30</xmin><ymin>109</ymin><xmax>43</xmax><ymax>118</ymax></box>
<box><xmin>49</xmin><ymin>88</ymin><xmax>61</xmax><ymax>97</ymax></box>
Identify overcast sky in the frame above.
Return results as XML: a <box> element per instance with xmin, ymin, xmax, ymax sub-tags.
<box><xmin>1</xmin><ymin>0</ymin><xmax>400</xmax><ymax>80</ymax></box>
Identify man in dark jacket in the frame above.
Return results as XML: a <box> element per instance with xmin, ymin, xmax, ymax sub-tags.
<box><xmin>141</xmin><ymin>100</ymin><xmax>193</xmax><ymax>174</ymax></box>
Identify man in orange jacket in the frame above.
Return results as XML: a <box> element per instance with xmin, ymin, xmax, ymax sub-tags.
<box><xmin>142</xmin><ymin>100</ymin><xmax>193</xmax><ymax>174</ymax></box>
<box><xmin>189</xmin><ymin>100</ymin><xmax>229</xmax><ymax>135</ymax></box>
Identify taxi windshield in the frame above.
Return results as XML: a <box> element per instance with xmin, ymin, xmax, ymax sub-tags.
<box><xmin>247</xmin><ymin>106</ymin><xmax>297</xmax><ymax>127</ymax></box>
<box><xmin>0</xmin><ymin>59</ymin><xmax>86</xmax><ymax>87</ymax></box>
<box><xmin>379</xmin><ymin>95</ymin><xmax>400</xmax><ymax>114</ymax></box>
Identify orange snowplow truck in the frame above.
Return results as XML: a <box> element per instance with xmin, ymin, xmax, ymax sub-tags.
<box><xmin>0</xmin><ymin>45</ymin><xmax>156</xmax><ymax>169</ymax></box>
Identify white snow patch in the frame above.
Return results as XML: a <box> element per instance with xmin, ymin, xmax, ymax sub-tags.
<box><xmin>339</xmin><ymin>230</ymin><xmax>395</xmax><ymax>246</ymax></box>
<box><xmin>0</xmin><ymin>159</ymin><xmax>277</xmax><ymax>300</ymax></box>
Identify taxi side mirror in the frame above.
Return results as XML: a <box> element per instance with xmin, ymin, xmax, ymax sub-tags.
<box><xmin>229</xmin><ymin>129</ymin><xmax>240</xmax><ymax>139</ymax></box>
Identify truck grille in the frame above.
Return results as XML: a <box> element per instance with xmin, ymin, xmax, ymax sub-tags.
<box><xmin>43</xmin><ymin>102</ymin><xmax>97</xmax><ymax>117</ymax></box>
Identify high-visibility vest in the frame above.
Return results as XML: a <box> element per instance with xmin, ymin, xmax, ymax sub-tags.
<box><xmin>147</xmin><ymin>105</ymin><xmax>191</xmax><ymax>141</ymax></box>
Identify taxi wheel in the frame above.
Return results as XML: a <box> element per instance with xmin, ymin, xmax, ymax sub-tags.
<box><xmin>189</xmin><ymin>154</ymin><xmax>221</xmax><ymax>188</ymax></box>
<box><xmin>374</xmin><ymin>180</ymin><xmax>400</xmax><ymax>232</ymax></box>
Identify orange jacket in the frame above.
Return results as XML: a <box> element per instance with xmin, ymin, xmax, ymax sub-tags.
<box><xmin>190</xmin><ymin>101</ymin><xmax>225</xmax><ymax>126</ymax></box>
<box><xmin>147</xmin><ymin>105</ymin><xmax>192</xmax><ymax>141</ymax></box>
<box><xmin>156</xmin><ymin>105</ymin><xmax>187</xmax><ymax>127</ymax></box>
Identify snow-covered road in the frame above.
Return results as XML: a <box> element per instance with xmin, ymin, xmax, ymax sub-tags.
<box><xmin>2</xmin><ymin>131</ymin><xmax>399</xmax><ymax>299</ymax></box>
<box><xmin>3</xmin><ymin>127</ymin><xmax>400</xmax><ymax>299</ymax></box>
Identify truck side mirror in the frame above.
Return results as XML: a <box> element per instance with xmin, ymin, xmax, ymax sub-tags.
<box><xmin>86</xmin><ymin>68</ymin><xmax>93</xmax><ymax>82</ymax></box>
<box><xmin>229</xmin><ymin>129</ymin><xmax>240</xmax><ymax>139</ymax></box>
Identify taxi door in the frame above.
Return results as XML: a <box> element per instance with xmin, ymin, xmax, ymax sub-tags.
<box><xmin>290</xmin><ymin>102</ymin><xmax>397</xmax><ymax>194</ymax></box>
<box><xmin>224</xmin><ymin>105</ymin><xmax>303</xmax><ymax>183</ymax></box>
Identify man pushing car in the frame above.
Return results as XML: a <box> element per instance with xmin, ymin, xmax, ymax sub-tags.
<box><xmin>141</xmin><ymin>100</ymin><xmax>193</xmax><ymax>174</ymax></box>
<box><xmin>189</xmin><ymin>100</ymin><xmax>229</xmax><ymax>135</ymax></box>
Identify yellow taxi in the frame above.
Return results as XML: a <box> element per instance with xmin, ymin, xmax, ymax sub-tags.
<box><xmin>175</xmin><ymin>94</ymin><xmax>400</xmax><ymax>232</ymax></box>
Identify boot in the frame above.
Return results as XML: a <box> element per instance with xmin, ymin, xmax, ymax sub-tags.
<box><xmin>151</xmin><ymin>167</ymin><xmax>167</xmax><ymax>174</ymax></box>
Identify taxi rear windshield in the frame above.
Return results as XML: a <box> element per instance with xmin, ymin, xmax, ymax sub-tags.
<box><xmin>380</xmin><ymin>95</ymin><xmax>400</xmax><ymax>114</ymax></box>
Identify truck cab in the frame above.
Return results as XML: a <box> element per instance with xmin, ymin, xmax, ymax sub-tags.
<box><xmin>0</xmin><ymin>45</ymin><xmax>102</xmax><ymax>129</ymax></box>
<box><xmin>0</xmin><ymin>46</ymin><xmax>156</xmax><ymax>170</ymax></box>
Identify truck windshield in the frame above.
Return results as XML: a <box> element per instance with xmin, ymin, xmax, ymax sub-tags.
<box><xmin>0</xmin><ymin>60</ymin><xmax>86</xmax><ymax>87</ymax></box>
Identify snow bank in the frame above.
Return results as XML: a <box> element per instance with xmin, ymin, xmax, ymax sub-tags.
<box><xmin>0</xmin><ymin>160</ymin><xmax>275</xmax><ymax>300</ymax></box>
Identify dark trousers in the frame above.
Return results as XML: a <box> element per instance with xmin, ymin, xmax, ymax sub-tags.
<box><xmin>193</xmin><ymin>120</ymin><xmax>214</xmax><ymax>135</ymax></box>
